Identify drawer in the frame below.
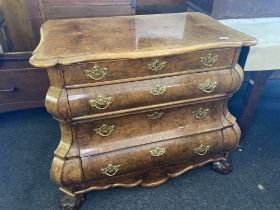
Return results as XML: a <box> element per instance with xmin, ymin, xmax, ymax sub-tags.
<box><xmin>76</xmin><ymin>99</ymin><xmax>226</xmax><ymax>157</ymax></box>
<box><xmin>0</xmin><ymin>68</ymin><xmax>49</xmax><ymax>112</ymax></box>
<box><xmin>68</xmin><ymin>69</ymin><xmax>233</xmax><ymax>118</ymax></box>
<box><xmin>81</xmin><ymin>129</ymin><xmax>223</xmax><ymax>182</ymax></box>
<box><xmin>62</xmin><ymin>48</ymin><xmax>236</xmax><ymax>86</ymax></box>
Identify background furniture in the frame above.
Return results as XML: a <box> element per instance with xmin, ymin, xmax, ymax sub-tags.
<box><xmin>0</xmin><ymin>0</ymin><xmax>136</xmax><ymax>113</ymax></box>
<box><xmin>26</xmin><ymin>0</ymin><xmax>136</xmax><ymax>44</ymax></box>
<box><xmin>0</xmin><ymin>0</ymin><xmax>192</xmax><ymax>113</ymax></box>
<box><xmin>220</xmin><ymin>18</ymin><xmax>280</xmax><ymax>135</ymax></box>
<box><xmin>30</xmin><ymin>12</ymin><xmax>255</xmax><ymax>209</ymax></box>
<box><xmin>0</xmin><ymin>9</ymin><xmax>12</xmax><ymax>52</ymax></box>
<box><xmin>187</xmin><ymin>0</ymin><xmax>280</xmax><ymax>19</ymax></box>
<box><xmin>0</xmin><ymin>52</ymin><xmax>49</xmax><ymax>113</ymax></box>
<box><xmin>0</xmin><ymin>0</ymin><xmax>136</xmax><ymax>51</ymax></box>
<box><xmin>136</xmin><ymin>0</ymin><xmax>187</xmax><ymax>14</ymax></box>
<box><xmin>0</xmin><ymin>0</ymin><xmax>36</xmax><ymax>52</ymax></box>
<box><xmin>187</xmin><ymin>0</ymin><xmax>280</xmax><ymax>135</ymax></box>
<box><xmin>0</xmin><ymin>0</ymin><xmax>188</xmax><ymax>52</ymax></box>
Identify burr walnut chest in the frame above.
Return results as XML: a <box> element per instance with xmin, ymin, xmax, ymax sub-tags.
<box><xmin>30</xmin><ymin>12</ymin><xmax>256</xmax><ymax>210</ymax></box>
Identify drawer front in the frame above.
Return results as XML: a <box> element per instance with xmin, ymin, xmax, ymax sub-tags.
<box><xmin>68</xmin><ymin>69</ymin><xmax>232</xmax><ymax>118</ymax></box>
<box><xmin>81</xmin><ymin>130</ymin><xmax>223</xmax><ymax>182</ymax></box>
<box><xmin>0</xmin><ymin>68</ymin><xmax>49</xmax><ymax>106</ymax></box>
<box><xmin>76</xmin><ymin>99</ymin><xmax>225</xmax><ymax>157</ymax></box>
<box><xmin>62</xmin><ymin>48</ymin><xmax>236</xmax><ymax>86</ymax></box>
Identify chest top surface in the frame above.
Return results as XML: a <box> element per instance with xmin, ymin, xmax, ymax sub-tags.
<box><xmin>30</xmin><ymin>12</ymin><xmax>256</xmax><ymax>68</ymax></box>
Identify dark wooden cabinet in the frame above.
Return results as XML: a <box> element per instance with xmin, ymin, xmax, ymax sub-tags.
<box><xmin>0</xmin><ymin>0</ymin><xmax>136</xmax><ymax>113</ymax></box>
<box><xmin>0</xmin><ymin>52</ymin><xmax>49</xmax><ymax>113</ymax></box>
<box><xmin>136</xmin><ymin>0</ymin><xmax>187</xmax><ymax>14</ymax></box>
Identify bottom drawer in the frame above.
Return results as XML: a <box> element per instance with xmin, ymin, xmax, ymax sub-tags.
<box><xmin>82</xmin><ymin>129</ymin><xmax>224</xmax><ymax>182</ymax></box>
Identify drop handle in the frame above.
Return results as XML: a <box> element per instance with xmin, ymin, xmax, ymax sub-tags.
<box><xmin>0</xmin><ymin>86</ymin><xmax>17</xmax><ymax>92</ymax></box>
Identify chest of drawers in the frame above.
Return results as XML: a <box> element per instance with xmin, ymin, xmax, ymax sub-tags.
<box><xmin>30</xmin><ymin>12</ymin><xmax>256</xmax><ymax>210</ymax></box>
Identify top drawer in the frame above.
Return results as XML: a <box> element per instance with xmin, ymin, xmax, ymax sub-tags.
<box><xmin>62</xmin><ymin>48</ymin><xmax>236</xmax><ymax>86</ymax></box>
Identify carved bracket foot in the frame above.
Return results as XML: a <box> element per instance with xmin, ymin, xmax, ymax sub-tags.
<box><xmin>59</xmin><ymin>194</ymin><xmax>85</xmax><ymax>210</ymax></box>
<box><xmin>212</xmin><ymin>158</ymin><xmax>232</xmax><ymax>174</ymax></box>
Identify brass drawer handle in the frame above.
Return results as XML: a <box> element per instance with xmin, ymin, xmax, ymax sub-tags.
<box><xmin>200</xmin><ymin>53</ymin><xmax>219</xmax><ymax>67</ymax></box>
<box><xmin>194</xmin><ymin>144</ymin><xmax>210</xmax><ymax>156</ymax></box>
<box><xmin>147</xmin><ymin>59</ymin><xmax>166</xmax><ymax>72</ymax></box>
<box><xmin>192</xmin><ymin>107</ymin><xmax>210</xmax><ymax>119</ymax></box>
<box><xmin>84</xmin><ymin>64</ymin><xmax>108</xmax><ymax>80</ymax></box>
<box><xmin>88</xmin><ymin>95</ymin><xmax>113</xmax><ymax>110</ymax></box>
<box><xmin>150</xmin><ymin>146</ymin><xmax>166</xmax><ymax>157</ymax></box>
<box><xmin>147</xmin><ymin>111</ymin><xmax>165</xmax><ymax>120</ymax></box>
<box><xmin>199</xmin><ymin>80</ymin><xmax>217</xmax><ymax>93</ymax></box>
<box><xmin>149</xmin><ymin>84</ymin><xmax>167</xmax><ymax>96</ymax></box>
<box><xmin>101</xmin><ymin>164</ymin><xmax>120</xmax><ymax>177</ymax></box>
<box><xmin>94</xmin><ymin>124</ymin><xmax>115</xmax><ymax>137</ymax></box>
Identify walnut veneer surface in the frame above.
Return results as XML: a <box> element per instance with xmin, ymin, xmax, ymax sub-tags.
<box><xmin>30</xmin><ymin>12</ymin><xmax>256</xmax><ymax>207</ymax></box>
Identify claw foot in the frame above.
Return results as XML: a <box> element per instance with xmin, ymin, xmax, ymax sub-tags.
<box><xmin>59</xmin><ymin>194</ymin><xmax>85</xmax><ymax>210</ymax></box>
<box><xmin>212</xmin><ymin>158</ymin><xmax>232</xmax><ymax>174</ymax></box>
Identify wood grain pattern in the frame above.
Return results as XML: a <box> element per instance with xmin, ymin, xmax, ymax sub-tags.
<box><xmin>66</xmin><ymin>68</ymin><xmax>234</xmax><ymax>118</ymax></box>
<box><xmin>52</xmin><ymin>125</ymin><xmax>240</xmax><ymax>192</ymax></box>
<box><xmin>30</xmin><ymin>12</ymin><xmax>256</xmax><ymax>68</ymax></box>
<box><xmin>81</xmin><ymin>130</ymin><xmax>224</xmax><ymax>182</ymax></box>
<box><xmin>30</xmin><ymin>13</ymin><xmax>254</xmax><ymax>206</ymax></box>
<box><xmin>62</xmin><ymin>48</ymin><xmax>236</xmax><ymax>86</ymax></box>
<box><xmin>75</xmin><ymin>99</ymin><xmax>227</xmax><ymax>157</ymax></box>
